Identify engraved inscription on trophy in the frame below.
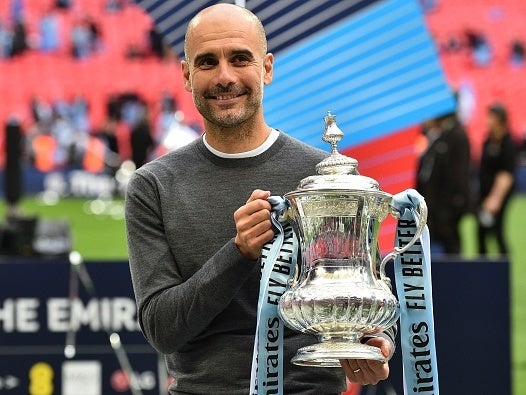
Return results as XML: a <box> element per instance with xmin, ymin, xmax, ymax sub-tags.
<box><xmin>300</xmin><ymin>198</ymin><xmax>359</xmax><ymax>217</ymax></box>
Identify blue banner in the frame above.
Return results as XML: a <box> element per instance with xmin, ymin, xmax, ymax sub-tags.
<box><xmin>265</xmin><ymin>0</ymin><xmax>455</xmax><ymax>149</ymax></box>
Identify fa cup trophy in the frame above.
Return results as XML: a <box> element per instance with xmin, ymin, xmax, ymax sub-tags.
<box><xmin>277</xmin><ymin>112</ymin><xmax>428</xmax><ymax>367</ymax></box>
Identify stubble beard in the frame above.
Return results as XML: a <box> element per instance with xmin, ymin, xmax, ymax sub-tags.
<box><xmin>194</xmin><ymin>84</ymin><xmax>263</xmax><ymax>137</ymax></box>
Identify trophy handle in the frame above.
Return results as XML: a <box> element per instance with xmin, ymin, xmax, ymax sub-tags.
<box><xmin>279</xmin><ymin>204</ymin><xmax>301</xmax><ymax>289</ymax></box>
<box><xmin>379</xmin><ymin>198</ymin><xmax>428</xmax><ymax>281</ymax></box>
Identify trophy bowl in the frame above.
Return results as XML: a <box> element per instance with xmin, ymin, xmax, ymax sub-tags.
<box><xmin>277</xmin><ymin>112</ymin><xmax>427</xmax><ymax>367</ymax></box>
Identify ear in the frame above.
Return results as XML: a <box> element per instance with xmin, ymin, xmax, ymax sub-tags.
<box><xmin>263</xmin><ymin>53</ymin><xmax>274</xmax><ymax>85</ymax></box>
<box><xmin>181</xmin><ymin>60</ymin><xmax>192</xmax><ymax>92</ymax></box>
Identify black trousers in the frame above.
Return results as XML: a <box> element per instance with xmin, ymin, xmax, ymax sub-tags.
<box><xmin>477</xmin><ymin>196</ymin><xmax>511</xmax><ymax>255</ymax></box>
<box><xmin>429</xmin><ymin>212</ymin><xmax>463</xmax><ymax>255</ymax></box>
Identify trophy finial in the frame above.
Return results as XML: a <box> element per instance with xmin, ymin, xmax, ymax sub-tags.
<box><xmin>322</xmin><ymin>111</ymin><xmax>344</xmax><ymax>154</ymax></box>
<box><xmin>316</xmin><ymin>111</ymin><xmax>358</xmax><ymax>175</ymax></box>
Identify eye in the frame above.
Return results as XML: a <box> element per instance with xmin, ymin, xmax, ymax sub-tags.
<box><xmin>196</xmin><ymin>57</ymin><xmax>217</xmax><ymax>69</ymax></box>
<box><xmin>232</xmin><ymin>55</ymin><xmax>251</xmax><ymax>66</ymax></box>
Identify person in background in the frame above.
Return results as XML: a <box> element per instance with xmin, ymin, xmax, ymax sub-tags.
<box><xmin>39</xmin><ymin>8</ymin><xmax>60</xmax><ymax>53</ymax></box>
<box><xmin>465</xmin><ymin>29</ymin><xmax>492</xmax><ymax>66</ymax></box>
<box><xmin>130</xmin><ymin>106</ymin><xmax>153</xmax><ymax>168</ymax></box>
<box><xmin>4</xmin><ymin>116</ymin><xmax>24</xmax><ymax>217</ymax></box>
<box><xmin>9</xmin><ymin>20</ymin><xmax>27</xmax><ymax>57</ymax></box>
<box><xmin>510</xmin><ymin>39</ymin><xmax>525</xmax><ymax>66</ymax></box>
<box><xmin>477</xmin><ymin>103</ymin><xmax>517</xmax><ymax>255</ymax></box>
<box><xmin>0</xmin><ymin>19</ymin><xmax>13</xmax><ymax>58</ymax></box>
<box><xmin>417</xmin><ymin>112</ymin><xmax>471</xmax><ymax>255</ymax></box>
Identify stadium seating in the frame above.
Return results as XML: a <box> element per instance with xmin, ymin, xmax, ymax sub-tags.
<box><xmin>426</xmin><ymin>0</ymin><xmax>526</xmax><ymax>156</ymax></box>
<box><xmin>0</xmin><ymin>0</ymin><xmax>201</xmax><ymax>134</ymax></box>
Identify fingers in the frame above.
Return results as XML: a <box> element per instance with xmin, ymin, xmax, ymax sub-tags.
<box><xmin>234</xmin><ymin>190</ymin><xmax>274</xmax><ymax>260</ymax></box>
<box><xmin>340</xmin><ymin>359</ymin><xmax>363</xmax><ymax>384</ymax></box>
<box><xmin>340</xmin><ymin>358</ymin><xmax>389</xmax><ymax>386</ymax></box>
<box><xmin>340</xmin><ymin>338</ymin><xmax>393</xmax><ymax>385</ymax></box>
<box><xmin>364</xmin><ymin>336</ymin><xmax>394</xmax><ymax>360</ymax></box>
<box><xmin>246</xmin><ymin>189</ymin><xmax>271</xmax><ymax>204</ymax></box>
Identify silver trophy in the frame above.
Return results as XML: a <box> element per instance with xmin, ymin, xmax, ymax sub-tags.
<box><xmin>278</xmin><ymin>112</ymin><xmax>427</xmax><ymax>367</ymax></box>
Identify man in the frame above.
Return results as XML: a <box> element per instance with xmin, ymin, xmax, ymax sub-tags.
<box><xmin>477</xmin><ymin>103</ymin><xmax>517</xmax><ymax>255</ymax></box>
<box><xmin>4</xmin><ymin>116</ymin><xmax>24</xmax><ymax>217</ymax></box>
<box><xmin>417</xmin><ymin>112</ymin><xmax>471</xmax><ymax>255</ymax></box>
<box><xmin>126</xmin><ymin>5</ymin><xmax>394</xmax><ymax>394</ymax></box>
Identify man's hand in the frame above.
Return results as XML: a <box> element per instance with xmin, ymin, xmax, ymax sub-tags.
<box><xmin>234</xmin><ymin>190</ymin><xmax>274</xmax><ymax>260</ymax></box>
<box><xmin>482</xmin><ymin>195</ymin><xmax>501</xmax><ymax>216</ymax></box>
<box><xmin>340</xmin><ymin>337</ymin><xmax>393</xmax><ymax>385</ymax></box>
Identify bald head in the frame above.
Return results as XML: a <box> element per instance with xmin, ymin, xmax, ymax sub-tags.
<box><xmin>181</xmin><ymin>3</ymin><xmax>274</xmax><ymax>140</ymax></box>
<box><xmin>184</xmin><ymin>4</ymin><xmax>267</xmax><ymax>62</ymax></box>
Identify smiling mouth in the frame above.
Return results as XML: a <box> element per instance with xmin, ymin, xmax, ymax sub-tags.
<box><xmin>210</xmin><ymin>93</ymin><xmax>245</xmax><ymax>101</ymax></box>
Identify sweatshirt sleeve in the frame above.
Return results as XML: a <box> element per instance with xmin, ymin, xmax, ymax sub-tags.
<box><xmin>125</xmin><ymin>170</ymin><xmax>258</xmax><ymax>354</ymax></box>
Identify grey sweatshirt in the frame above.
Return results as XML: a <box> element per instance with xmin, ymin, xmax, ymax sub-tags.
<box><xmin>126</xmin><ymin>132</ymin><xmax>351</xmax><ymax>394</ymax></box>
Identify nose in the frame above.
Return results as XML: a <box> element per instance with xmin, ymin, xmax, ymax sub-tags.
<box><xmin>215</xmin><ymin>60</ymin><xmax>236</xmax><ymax>87</ymax></box>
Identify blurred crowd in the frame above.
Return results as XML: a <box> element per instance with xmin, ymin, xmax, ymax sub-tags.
<box><xmin>1</xmin><ymin>0</ymin><xmax>201</xmax><ymax>175</ymax></box>
<box><xmin>6</xmin><ymin>91</ymin><xmax>200</xmax><ymax>174</ymax></box>
<box><xmin>0</xmin><ymin>0</ymin><xmax>170</xmax><ymax>60</ymax></box>
<box><xmin>438</xmin><ymin>28</ymin><xmax>525</xmax><ymax>68</ymax></box>
<box><xmin>3</xmin><ymin>0</ymin><xmax>97</xmax><ymax>59</ymax></box>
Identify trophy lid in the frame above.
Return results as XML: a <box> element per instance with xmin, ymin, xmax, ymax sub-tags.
<box><xmin>293</xmin><ymin>112</ymin><xmax>386</xmax><ymax>193</ymax></box>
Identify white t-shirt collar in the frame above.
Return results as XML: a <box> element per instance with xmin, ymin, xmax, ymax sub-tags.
<box><xmin>203</xmin><ymin>128</ymin><xmax>280</xmax><ymax>158</ymax></box>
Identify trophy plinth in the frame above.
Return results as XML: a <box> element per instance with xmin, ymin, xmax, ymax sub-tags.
<box><xmin>292</xmin><ymin>338</ymin><xmax>385</xmax><ymax>367</ymax></box>
<box><xmin>278</xmin><ymin>112</ymin><xmax>427</xmax><ymax>367</ymax></box>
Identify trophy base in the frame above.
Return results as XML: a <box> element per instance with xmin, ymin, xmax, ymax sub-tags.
<box><xmin>291</xmin><ymin>341</ymin><xmax>386</xmax><ymax>367</ymax></box>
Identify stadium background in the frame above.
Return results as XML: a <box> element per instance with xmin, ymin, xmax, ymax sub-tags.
<box><xmin>0</xmin><ymin>0</ymin><xmax>525</xmax><ymax>394</ymax></box>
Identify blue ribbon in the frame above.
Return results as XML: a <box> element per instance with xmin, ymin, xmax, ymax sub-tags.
<box><xmin>249</xmin><ymin>197</ymin><xmax>297</xmax><ymax>395</ymax></box>
<box><xmin>391</xmin><ymin>189</ymin><xmax>439</xmax><ymax>395</ymax></box>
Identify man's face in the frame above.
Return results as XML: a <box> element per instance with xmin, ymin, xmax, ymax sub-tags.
<box><xmin>486</xmin><ymin>112</ymin><xmax>500</xmax><ymax>132</ymax></box>
<box><xmin>182</xmin><ymin>13</ymin><xmax>273</xmax><ymax>129</ymax></box>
